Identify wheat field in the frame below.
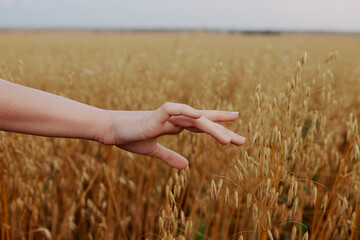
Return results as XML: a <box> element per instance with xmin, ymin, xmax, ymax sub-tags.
<box><xmin>0</xmin><ymin>32</ymin><xmax>359</xmax><ymax>240</ymax></box>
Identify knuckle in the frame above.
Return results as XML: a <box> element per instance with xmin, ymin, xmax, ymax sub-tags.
<box><xmin>219</xmin><ymin>125</ymin><xmax>227</xmax><ymax>132</ymax></box>
<box><xmin>161</xmin><ymin>102</ymin><xmax>172</xmax><ymax>112</ymax></box>
<box><xmin>192</xmin><ymin>117</ymin><xmax>202</xmax><ymax>128</ymax></box>
<box><xmin>149</xmin><ymin>144</ymin><xmax>161</xmax><ymax>157</ymax></box>
<box><xmin>182</xmin><ymin>103</ymin><xmax>192</xmax><ymax>111</ymax></box>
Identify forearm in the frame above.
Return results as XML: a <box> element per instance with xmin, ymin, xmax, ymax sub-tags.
<box><xmin>0</xmin><ymin>78</ymin><xmax>108</xmax><ymax>141</ymax></box>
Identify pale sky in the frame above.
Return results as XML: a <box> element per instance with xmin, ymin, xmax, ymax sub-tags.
<box><xmin>0</xmin><ymin>0</ymin><xmax>359</xmax><ymax>32</ymax></box>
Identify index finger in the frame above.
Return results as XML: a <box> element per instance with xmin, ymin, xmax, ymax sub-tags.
<box><xmin>154</xmin><ymin>102</ymin><xmax>202</xmax><ymax>123</ymax></box>
<box><xmin>201</xmin><ymin>110</ymin><xmax>239</xmax><ymax>122</ymax></box>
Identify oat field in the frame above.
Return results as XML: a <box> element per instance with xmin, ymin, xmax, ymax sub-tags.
<box><xmin>0</xmin><ymin>32</ymin><xmax>359</xmax><ymax>240</ymax></box>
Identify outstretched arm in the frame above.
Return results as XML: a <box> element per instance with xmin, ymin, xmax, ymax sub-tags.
<box><xmin>0</xmin><ymin>78</ymin><xmax>107</xmax><ymax>141</ymax></box>
<box><xmin>0</xmin><ymin>78</ymin><xmax>245</xmax><ymax>169</ymax></box>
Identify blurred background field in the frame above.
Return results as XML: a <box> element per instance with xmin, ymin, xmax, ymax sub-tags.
<box><xmin>0</xmin><ymin>32</ymin><xmax>359</xmax><ymax>239</ymax></box>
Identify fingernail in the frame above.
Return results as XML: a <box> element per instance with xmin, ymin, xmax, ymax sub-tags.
<box><xmin>239</xmin><ymin>136</ymin><xmax>246</xmax><ymax>143</ymax></box>
<box><xmin>231</xmin><ymin>111</ymin><xmax>239</xmax><ymax>115</ymax></box>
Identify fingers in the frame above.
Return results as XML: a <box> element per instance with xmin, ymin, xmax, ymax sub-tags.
<box><xmin>150</xmin><ymin>143</ymin><xmax>189</xmax><ymax>170</ymax></box>
<box><xmin>128</xmin><ymin>108</ymin><xmax>238</xmax><ymax>122</ymax></box>
<box><xmin>168</xmin><ymin>115</ymin><xmax>246</xmax><ymax>146</ymax></box>
<box><xmin>192</xmin><ymin>117</ymin><xmax>233</xmax><ymax>144</ymax></box>
<box><xmin>196</xmin><ymin>118</ymin><xmax>245</xmax><ymax>145</ymax></box>
<box><xmin>161</xmin><ymin>121</ymin><xmax>184</xmax><ymax>135</ymax></box>
<box><xmin>201</xmin><ymin>110</ymin><xmax>239</xmax><ymax>122</ymax></box>
<box><xmin>184</xmin><ymin>126</ymin><xmax>245</xmax><ymax>145</ymax></box>
<box><xmin>222</xmin><ymin>126</ymin><xmax>246</xmax><ymax>145</ymax></box>
<box><xmin>155</xmin><ymin>102</ymin><xmax>202</xmax><ymax>123</ymax></box>
<box><xmin>168</xmin><ymin>116</ymin><xmax>194</xmax><ymax>128</ymax></box>
<box><xmin>169</xmin><ymin>110</ymin><xmax>239</xmax><ymax>124</ymax></box>
<box><xmin>187</xmin><ymin>116</ymin><xmax>245</xmax><ymax>145</ymax></box>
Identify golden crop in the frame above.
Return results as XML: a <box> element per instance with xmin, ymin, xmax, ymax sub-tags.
<box><xmin>0</xmin><ymin>32</ymin><xmax>359</xmax><ymax>240</ymax></box>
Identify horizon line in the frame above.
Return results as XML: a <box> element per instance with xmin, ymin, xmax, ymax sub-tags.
<box><xmin>0</xmin><ymin>28</ymin><xmax>360</xmax><ymax>35</ymax></box>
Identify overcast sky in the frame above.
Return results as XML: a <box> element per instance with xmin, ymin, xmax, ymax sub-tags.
<box><xmin>0</xmin><ymin>0</ymin><xmax>359</xmax><ymax>32</ymax></box>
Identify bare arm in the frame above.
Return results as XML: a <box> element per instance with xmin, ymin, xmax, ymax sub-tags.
<box><xmin>0</xmin><ymin>78</ymin><xmax>245</xmax><ymax>169</ymax></box>
<box><xmin>0</xmin><ymin>78</ymin><xmax>107</xmax><ymax>141</ymax></box>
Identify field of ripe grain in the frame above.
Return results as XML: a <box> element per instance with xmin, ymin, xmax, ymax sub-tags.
<box><xmin>0</xmin><ymin>32</ymin><xmax>359</xmax><ymax>240</ymax></box>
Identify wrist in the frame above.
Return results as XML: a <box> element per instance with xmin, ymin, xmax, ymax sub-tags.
<box><xmin>92</xmin><ymin>108</ymin><xmax>115</xmax><ymax>145</ymax></box>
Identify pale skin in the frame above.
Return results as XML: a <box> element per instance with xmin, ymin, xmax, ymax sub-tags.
<box><xmin>0</xmin><ymin>78</ymin><xmax>245</xmax><ymax>169</ymax></box>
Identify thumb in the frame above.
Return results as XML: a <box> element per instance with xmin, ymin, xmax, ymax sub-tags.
<box><xmin>150</xmin><ymin>143</ymin><xmax>189</xmax><ymax>170</ymax></box>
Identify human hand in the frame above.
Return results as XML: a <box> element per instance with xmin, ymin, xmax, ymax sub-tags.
<box><xmin>100</xmin><ymin>102</ymin><xmax>245</xmax><ymax>169</ymax></box>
